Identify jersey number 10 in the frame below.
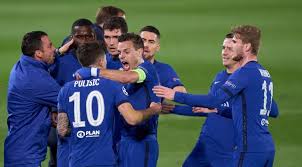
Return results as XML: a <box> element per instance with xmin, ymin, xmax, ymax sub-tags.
<box><xmin>69</xmin><ymin>90</ymin><xmax>105</xmax><ymax>128</ymax></box>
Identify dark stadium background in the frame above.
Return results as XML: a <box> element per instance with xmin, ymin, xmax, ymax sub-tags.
<box><xmin>0</xmin><ymin>0</ymin><xmax>301</xmax><ymax>166</ymax></box>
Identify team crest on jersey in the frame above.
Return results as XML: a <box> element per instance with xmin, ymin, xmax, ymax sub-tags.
<box><xmin>122</xmin><ymin>86</ymin><xmax>129</xmax><ymax>96</ymax></box>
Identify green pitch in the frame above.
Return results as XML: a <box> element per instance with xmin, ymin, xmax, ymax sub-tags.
<box><xmin>0</xmin><ymin>0</ymin><xmax>301</xmax><ymax>166</ymax></box>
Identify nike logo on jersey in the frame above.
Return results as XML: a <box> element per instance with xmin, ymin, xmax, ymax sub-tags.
<box><xmin>214</xmin><ymin>81</ymin><xmax>220</xmax><ymax>84</ymax></box>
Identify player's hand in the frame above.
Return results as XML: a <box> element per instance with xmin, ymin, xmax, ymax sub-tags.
<box><xmin>51</xmin><ymin>112</ymin><xmax>58</xmax><ymax>128</ymax></box>
<box><xmin>58</xmin><ymin>38</ymin><xmax>74</xmax><ymax>55</ymax></box>
<box><xmin>192</xmin><ymin>107</ymin><xmax>217</xmax><ymax>113</ymax></box>
<box><xmin>152</xmin><ymin>85</ymin><xmax>175</xmax><ymax>100</ymax></box>
<box><xmin>161</xmin><ymin>102</ymin><xmax>175</xmax><ymax>114</ymax></box>
<box><xmin>149</xmin><ymin>102</ymin><xmax>162</xmax><ymax>114</ymax></box>
<box><xmin>73</xmin><ymin>67</ymin><xmax>100</xmax><ymax>80</ymax></box>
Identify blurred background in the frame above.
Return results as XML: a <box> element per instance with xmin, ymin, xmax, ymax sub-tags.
<box><xmin>0</xmin><ymin>0</ymin><xmax>301</xmax><ymax>166</ymax></box>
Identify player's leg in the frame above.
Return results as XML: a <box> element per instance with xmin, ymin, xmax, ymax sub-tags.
<box><xmin>47</xmin><ymin>127</ymin><xmax>57</xmax><ymax>167</ymax></box>
<box><xmin>182</xmin><ymin>137</ymin><xmax>212</xmax><ymax>167</ymax></box>
<box><xmin>144</xmin><ymin>140</ymin><xmax>159</xmax><ymax>167</ymax></box>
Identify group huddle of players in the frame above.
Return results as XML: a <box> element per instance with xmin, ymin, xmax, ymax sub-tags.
<box><xmin>5</xmin><ymin>5</ymin><xmax>279</xmax><ymax>167</ymax></box>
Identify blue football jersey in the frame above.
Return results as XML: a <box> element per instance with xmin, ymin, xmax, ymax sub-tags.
<box><xmin>51</xmin><ymin>51</ymin><xmax>82</xmax><ymax>167</ymax></box>
<box><xmin>137</xmin><ymin>60</ymin><xmax>161</xmax><ymax>103</ymax></box>
<box><xmin>57</xmin><ymin>77</ymin><xmax>129</xmax><ymax>167</ymax></box>
<box><xmin>153</xmin><ymin>60</ymin><xmax>184</xmax><ymax>88</ymax></box>
<box><xmin>120</xmin><ymin>60</ymin><xmax>161</xmax><ymax>139</ymax></box>
<box><xmin>201</xmin><ymin>70</ymin><xmax>235</xmax><ymax>153</ymax></box>
<box><xmin>174</xmin><ymin>61</ymin><xmax>276</xmax><ymax>152</ymax></box>
<box><xmin>51</xmin><ymin>50</ymin><xmax>82</xmax><ymax>86</ymax></box>
<box><xmin>221</xmin><ymin>61</ymin><xmax>275</xmax><ymax>152</ymax></box>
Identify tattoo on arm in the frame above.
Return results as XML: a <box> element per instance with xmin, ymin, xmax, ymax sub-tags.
<box><xmin>57</xmin><ymin>113</ymin><xmax>71</xmax><ymax>137</ymax></box>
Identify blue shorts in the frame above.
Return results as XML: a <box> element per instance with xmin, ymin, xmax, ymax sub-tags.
<box><xmin>233</xmin><ymin>151</ymin><xmax>275</xmax><ymax>167</ymax></box>
<box><xmin>183</xmin><ymin>137</ymin><xmax>233</xmax><ymax>167</ymax></box>
<box><xmin>118</xmin><ymin>135</ymin><xmax>158</xmax><ymax>167</ymax></box>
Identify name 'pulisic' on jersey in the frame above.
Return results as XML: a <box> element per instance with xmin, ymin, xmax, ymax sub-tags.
<box><xmin>74</xmin><ymin>78</ymin><xmax>100</xmax><ymax>87</ymax></box>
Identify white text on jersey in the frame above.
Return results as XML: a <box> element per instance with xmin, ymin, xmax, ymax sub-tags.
<box><xmin>258</xmin><ymin>69</ymin><xmax>271</xmax><ymax>78</ymax></box>
<box><xmin>74</xmin><ymin>79</ymin><xmax>100</xmax><ymax>88</ymax></box>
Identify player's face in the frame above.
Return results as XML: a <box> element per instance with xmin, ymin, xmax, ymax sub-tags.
<box><xmin>232</xmin><ymin>35</ymin><xmax>244</xmax><ymax>61</ymax></box>
<box><xmin>222</xmin><ymin>38</ymin><xmax>237</xmax><ymax>68</ymax></box>
<box><xmin>73</xmin><ymin>26</ymin><xmax>95</xmax><ymax>46</ymax></box>
<box><xmin>39</xmin><ymin>36</ymin><xmax>56</xmax><ymax>64</ymax></box>
<box><xmin>140</xmin><ymin>31</ymin><xmax>160</xmax><ymax>61</ymax></box>
<box><xmin>104</xmin><ymin>29</ymin><xmax>122</xmax><ymax>56</ymax></box>
<box><xmin>118</xmin><ymin>41</ymin><xmax>143</xmax><ymax>71</ymax></box>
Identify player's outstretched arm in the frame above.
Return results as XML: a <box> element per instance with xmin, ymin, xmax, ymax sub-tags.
<box><xmin>193</xmin><ymin>107</ymin><xmax>217</xmax><ymax>114</ymax></box>
<box><xmin>57</xmin><ymin>113</ymin><xmax>71</xmax><ymax>137</ymax></box>
<box><xmin>170</xmin><ymin>104</ymin><xmax>208</xmax><ymax>117</ymax></box>
<box><xmin>153</xmin><ymin>85</ymin><xmax>229</xmax><ymax>108</ymax></box>
<box><xmin>152</xmin><ymin>85</ymin><xmax>176</xmax><ymax>100</ymax></box>
<box><xmin>118</xmin><ymin>102</ymin><xmax>161</xmax><ymax>125</ymax></box>
<box><xmin>100</xmin><ymin>68</ymin><xmax>143</xmax><ymax>84</ymax></box>
<box><xmin>74</xmin><ymin>67</ymin><xmax>145</xmax><ymax>84</ymax></box>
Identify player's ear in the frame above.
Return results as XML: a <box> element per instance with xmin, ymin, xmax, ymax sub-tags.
<box><xmin>98</xmin><ymin>55</ymin><xmax>106</xmax><ymax>69</ymax></box>
<box><xmin>244</xmin><ymin>43</ymin><xmax>252</xmax><ymax>53</ymax></box>
<box><xmin>156</xmin><ymin>43</ymin><xmax>160</xmax><ymax>52</ymax></box>
<box><xmin>34</xmin><ymin>50</ymin><xmax>43</xmax><ymax>60</ymax></box>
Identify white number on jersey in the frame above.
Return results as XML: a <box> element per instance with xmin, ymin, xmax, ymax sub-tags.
<box><xmin>260</xmin><ymin>80</ymin><xmax>273</xmax><ymax>116</ymax></box>
<box><xmin>69</xmin><ymin>90</ymin><xmax>105</xmax><ymax>128</ymax></box>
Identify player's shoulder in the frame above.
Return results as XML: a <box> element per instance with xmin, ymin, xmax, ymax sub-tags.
<box><xmin>215</xmin><ymin>70</ymin><xmax>229</xmax><ymax>79</ymax></box>
<box><xmin>60</xmin><ymin>80</ymin><xmax>75</xmax><ymax>92</ymax></box>
<box><xmin>138</xmin><ymin>60</ymin><xmax>156</xmax><ymax>72</ymax></box>
<box><xmin>154</xmin><ymin>60</ymin><xmax>175</xmax><ymax>71</ymax></box>
<box><xmin>101</xmin><ymin>77</ymin><xmax>125</xmax><ymax>89</ymax></box>
<box><xmin>241</xmin><ymin>61</ymin><xmax>270</xmax><ymax>76</ymax></box>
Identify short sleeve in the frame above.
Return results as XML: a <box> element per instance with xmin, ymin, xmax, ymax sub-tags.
<box><xmin>131</xmin><ymin>68</ymin><xmax>146</xmax><ymax>83</ymax></box>
<box><xmin>138</xmin><ymin>62</ymin><xmax>161</xmax><ymax>103</ymax></box>
<box><xmin>114</xmin><ymin>83</ymin><xmax>130</xmax><ymax>107</ymax></box>
<box><xmin>163</xmin><ymin>65</ymin><xmax>184</xmax><ymax>88</ymax></box>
